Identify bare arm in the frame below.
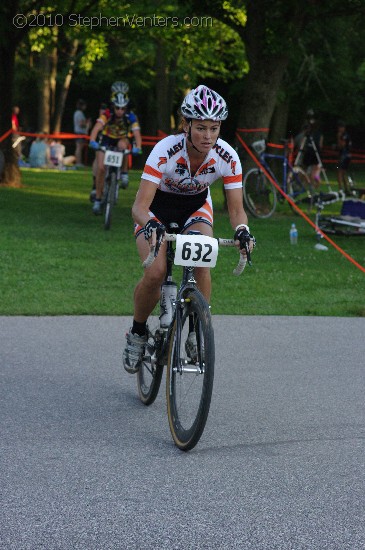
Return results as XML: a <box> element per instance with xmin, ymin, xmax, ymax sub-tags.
<box><xmin>132</xmin><ymin>179</ymin><xmax>158</xmax><ymax>227</ymax></box>
<box><xmin>89</xmin><ymin>121</ymin><xmax>104</xmax><ymax>142</ymax></box>
<box><xmin>225</xmin><ymin>187</ymin><xmax>249</xmax><ymax>230</ymax></box>
<box><xmin>132</xmin><ymin>128</ymin><xmax>142</xmax><ymax>149</ymax></box>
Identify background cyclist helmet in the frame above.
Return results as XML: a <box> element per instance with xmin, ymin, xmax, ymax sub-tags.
<box><xmin>180</xmin><ymin>85</ymin><xmax>228</xmax><ymax>121</ymax></box>
<box><xmin>111</xmin><ymin>92</ymin><xmax>129</xmax><ymax>109</ymax></box>
<box><xmin>111</xmin><ymin>81</ymin><xmax>129</xmax><ymax>95</ymax></box>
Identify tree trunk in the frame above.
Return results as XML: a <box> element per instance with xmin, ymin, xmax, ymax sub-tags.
<box><xmin>0</xmin><ymin>37</ymin><xmax>20</xmax><ymax>185</ymax></box>
<box><xmin>37</xmin><ymin>53</ymin><xmax>51</xmax><ymax>133</ymax></box>
<box><xmin>52</xmin><ymin>39</ymin><xmax>79</xmax><ymax>134</ymax></box>
<box><xmin>155</xmin><ymin>39</ymin><xmax>172</xmax><ymax>134</ymax></box>
<box><xmin>50</xmin><ymin>44</ymin><xmax>58</xmax><ymax>124</ymax></box>
<box><xmin>269</xmin><ymin>101</ymin><xmax>290</xmax><ymax>144</ymax></box>
<box><xmin>237</xmin><ymin>54</ymin><xmax>289</xmax><ymax>145</ymax></box>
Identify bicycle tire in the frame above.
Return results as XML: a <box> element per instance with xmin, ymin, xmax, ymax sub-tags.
<box><xmin>137</xmin><ymin>322</ymin><xmax>164</xmax><ymax>405</ymax></box>
<box><xmin>104</xmin><ymin>171</ymin><xmax>117</xmax><ymax>230</ymax></box>
<box><xmin>287</xmin><ymin>167</ymin><xmax>313</xmax><ymax>213</ymax></box>
<box><xmin>166</xmin><ymin>288</ymin><xmax>214</xmax><ymax>451</ymax></box>
<box><xmin>243</xmin><ymin>168</ymin><xmax>277</xmax><ymax>219</ymax></box>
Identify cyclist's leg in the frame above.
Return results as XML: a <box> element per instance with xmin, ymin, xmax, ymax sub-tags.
<box><xmin>95</xmin><ymin>151</ymin><xmax>105</xmax><ymax>201</ymax></box>
<box><xmin>181</xmin><ymin>204</ymin><xmax>213</xmax><ymax>366</ymax></box>
<box><xmin>182</xmin><ymin>198</ymin><xmax>214</xmax><ymax>302</ymax></box>
<box><xmin>133</xmin><ymin>230</ymin><xmax>167</xmax><ymax>323</ymax></box>
<box><xmin>182</xmin><ymin>220</ymin><xmax>212</xmax><ymax>301</ymax></box>
<box><xmin>118</xmin><ymin>137</ymin><xmax>130</xmax><ymax>187</ymax></box>
<box><xmin>123</xmin><ymin>225</ymin><xmax>167</xmax><ymax>373</ymax></box>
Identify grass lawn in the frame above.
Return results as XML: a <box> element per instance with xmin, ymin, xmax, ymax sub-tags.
<box><xmin>0</xmin><ymin>167</ymin><xmax>364</xmax><ymax>316</ymax></box>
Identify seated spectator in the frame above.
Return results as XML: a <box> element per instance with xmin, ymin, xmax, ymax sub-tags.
<box><xmin>29</xmin><ymin>137</ymin><xmax>50</xmax><ymax>168</ymax></box>
<box><xmin>50</xmin><ymin>139</ymin><xmax>76</xmax><ymax>169</ymax></box>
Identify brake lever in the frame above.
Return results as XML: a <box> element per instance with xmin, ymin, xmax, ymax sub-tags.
<box><xmin>244</xmin><ymin>240</ymin><xmax>252</xmax><ymax>266</ymax></box>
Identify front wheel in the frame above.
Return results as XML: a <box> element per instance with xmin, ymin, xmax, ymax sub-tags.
<box><xmin>243</xmin><ymin>168</ymin><xmax>277</xmax><ymax>219</ymax></box>
<box><xmin>104</xmin><ymin>171</ymin><xmax>117</xmax><ymax>230</ymax></box>
<box><xmin>166</xmin><ymin>289</ymin><xmax>215</xmax><ymax>451</ymax></box>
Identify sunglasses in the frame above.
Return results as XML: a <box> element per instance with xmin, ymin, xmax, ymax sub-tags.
<box><xmin>114</xmin><ymin>107</ymin><xmax>125</xmax><ymax>111</ymax></box>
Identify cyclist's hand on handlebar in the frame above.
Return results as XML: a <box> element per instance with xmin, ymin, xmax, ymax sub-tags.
<box><xmin>89</xmin><ymin>140</ymin><xmax>99</xmax><ymax>150</ymax></box>
<box><xmin>234</xmin><ymin>225</ymin><xmax>256</xmax><ymax>265</ymax></box>
<box><xmin>143</xmin><ymin>219</ymin><xmax>165</xmax><ymax>257</ymax></box>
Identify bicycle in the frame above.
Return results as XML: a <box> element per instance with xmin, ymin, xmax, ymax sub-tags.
<box><xmin>135</xmin><ymin>224</ymin><xmax>251</xmax><ymax>451</ymax></box>
<box><xmin>243</xmin><ymin>139</ymin><xmax>312</xmax><ymax>219</ymax></box>
<box><xmin>95</xmin><ymin>145</ymin><xmax>130</xmax><ymax>230</ymax></box>
<box><xmin>314</xmin><ymin>190</ymin><xmax>365</xmax><ymax>237</ymax></box>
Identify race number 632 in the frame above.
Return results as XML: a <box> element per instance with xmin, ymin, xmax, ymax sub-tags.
<box><xmin>174</xmin><ymin>234</ymin><xmax>218</xmax><ymax>268</ymax></box>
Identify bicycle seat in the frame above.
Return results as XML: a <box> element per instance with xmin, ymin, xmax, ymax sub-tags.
<box><xmin>251</xmin><ymin>140</ymin><xmax>266</xmax><ymax>154</ymax></box>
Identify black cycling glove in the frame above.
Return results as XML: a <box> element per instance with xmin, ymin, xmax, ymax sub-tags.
<box><xmin>143</xmin><ymin>219</ymin><xmax>165</xmax><ymax>256</ymax></box>
<box><xmin>234</xmin><ymin>225</ymin><xmax>256</xmax><ymax>264</ymax></box>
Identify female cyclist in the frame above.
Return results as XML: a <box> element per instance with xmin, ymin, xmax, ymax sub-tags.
<box><xmin>89</xmin><ymin>91</ymin><xmax>142</xmax><ymax>214</ymax></box>
<box><xmin>123</xmin><ymin>85</ymin><xmax>255</xmax><ymax>373</ymax></box>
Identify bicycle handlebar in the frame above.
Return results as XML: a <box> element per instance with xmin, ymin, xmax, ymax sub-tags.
<box><xmin>91</xmin><ymin>144</ymin><xmax>131</xmax><ymax>154</ymax></box>
<box><xmin>142</xmin><ymin>231</ymin><xmax>248</xmax><ymax>276</ymax></box>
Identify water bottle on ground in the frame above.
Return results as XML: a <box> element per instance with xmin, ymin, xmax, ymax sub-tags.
<box><xmin>290</xmin><ymin>223</ymin><xmax>298</xmax><ymax>244</ymax></box>
<box><xmin>160</xmin><ymin>280</ymin><xmax>177</xmax><ymax>328</ymax></box>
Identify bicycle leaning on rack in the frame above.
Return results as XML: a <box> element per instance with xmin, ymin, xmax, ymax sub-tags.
<box><xmin>95</xmin><ymin>145</ymin><xmax>130</xmax><ymax>230</ymax></box>
<box><xmin>135</xmin><ymin>224</ymin><xmax>252</xmax><ymax>452</ymax></box>
<box><xmin>243</xmin><ymin>139</ymin><xmax>312</xmax><ymax>219</ymax></box>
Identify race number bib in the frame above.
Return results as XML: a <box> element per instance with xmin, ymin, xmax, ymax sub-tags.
<box><xmin>174</xmin><ymin>234</ymin><xmax>218</xmax><ymax>268</ymax></box>
<box><xmin>104</xmin><ymin>150</ymin><xmax>123</xmax><ymax>167</ymax></box>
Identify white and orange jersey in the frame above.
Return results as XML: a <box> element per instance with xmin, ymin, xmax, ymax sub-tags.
<box><xmin>142</xmin><ymin>133</ymin><xmax>242</xmax><ymax>195</ymax></box>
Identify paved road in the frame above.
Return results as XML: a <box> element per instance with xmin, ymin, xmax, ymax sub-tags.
<box><xmin>1</xmin><ymin>316</ymin><xmax>364</xmax><ymax>550</ymax></box>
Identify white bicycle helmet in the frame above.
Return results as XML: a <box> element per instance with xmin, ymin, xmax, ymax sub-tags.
<box><xmin>111</xmin><ymin>92</ymin><xmax>129</xmax><ymax>108</ymax></box>
<box><xmin>181</xmin><ymin>85</ymin><xmax>228</xmax><ymax>121</ymax></box>
<box><xmin>111</xmin><ymin>81</ymin><xmax>129</xmax><ymax>95</ymax></box>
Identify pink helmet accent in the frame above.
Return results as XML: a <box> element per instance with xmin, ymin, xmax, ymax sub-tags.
<box><xmin>181</xmin><ymin>85</ymin><xmax>228</xmax><ymax>121</ymax></box>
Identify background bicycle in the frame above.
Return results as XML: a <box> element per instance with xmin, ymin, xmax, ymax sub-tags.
<box><xmin>242</xmin><ymin>139</ymin><xmax>314</xmax><ymax>219</ymax></box>
<box><xmin>135</xmin><ymin>226</ymin><xmax>250</xmax><ymax>451</ymax></box>
<box><xmin>96</xmin><ymin>145</ymin><xmax>130</xmax><ymax>230</ymax></box>
<box><xmin>314</xmin><ymin>189</ymin><xmax>365</xmax><ymax>237</ymax></box>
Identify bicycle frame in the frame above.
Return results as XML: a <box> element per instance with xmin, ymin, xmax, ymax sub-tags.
<box><xmin>257</xmin><ymin>148</ymin><xmax>301</xmax><ymax>196</ymax></box>
<box><xmin>152</xmin><ymin>237</ymin><xmax>200</xmax><ymax>369</ymax></box>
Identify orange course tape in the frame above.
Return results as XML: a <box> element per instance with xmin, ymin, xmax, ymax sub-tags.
<box><xmin>236</xmin><ymin>132</ymin><xmax>365</xmax><ymax>274</ymax></box>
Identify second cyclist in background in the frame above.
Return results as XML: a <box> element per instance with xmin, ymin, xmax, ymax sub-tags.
<box><xmin>89</xmin><ymin>83</ymin><xmax>142</xmax><ymax>215</ymax></box>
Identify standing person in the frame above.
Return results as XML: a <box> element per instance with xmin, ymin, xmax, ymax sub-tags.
<box><xmin>122</xmin><ymin>85</ymin><xmax>255</xmax><ymax>374</ymax></box>
<box><xmin>73</xmin><ymin>99</ymin><xmax>90</xmax><ymax>167</ymax></box>
<box><xmin>336</xmin><ymin>121</ymin><xmax>352</xmax><ymax>195</ymax></box>
<box><xmin>11</xmin><ymin>106</ymin><xmax>22</xmax><ymax>158</ymax></box>
<box><xmin>301</xmin><ymin>110</ymin><xmax>324</xmax><ymax>188</ymax></box>
<box><xmin>11</xmin><ymin>105</ymin><xmax>20</xmax><ymax>132</ymax></box>
<box><xmin>89</xmin><ymin>91</ymin><xmax>142</xmax><ymax>214</ymax></box>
